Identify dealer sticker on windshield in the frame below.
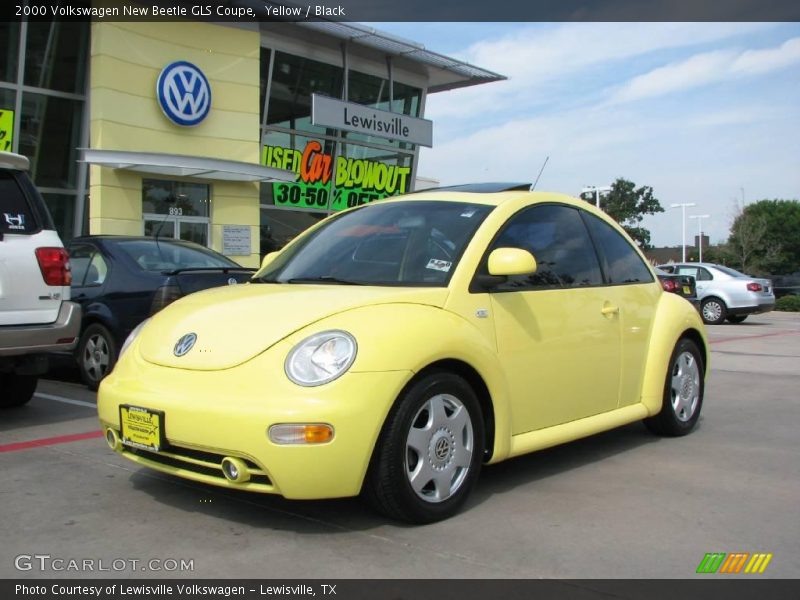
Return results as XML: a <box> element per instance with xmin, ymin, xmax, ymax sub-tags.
<box><xmin>426</xmin><ymin>259</ymin><xmax>452</xmax><ymax>272</ymax></box>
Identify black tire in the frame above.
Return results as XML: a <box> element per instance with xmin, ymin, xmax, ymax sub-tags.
<box><xmin>726</xmin><ymin>315</ymin><xmax>748</xmax><ymax>324</ymax></box>
<box><xmin>644</xmin><ymin>338</ymin><xmax>704</xmax><ymax>437</ymax></box>
<box><xmin>77</xmin><ymin>323</ymin><xmax>117</xmax><ymax>391</ymax></box>
<box><xmin>0</xmin><ymin>374</ymin><xmax>38</xmax><ymax>408</ymax></box>
<box><xmin>364</xmin><ymin>371</ymin><xmax>485</xmax><ymax>524</ymax></box>
<box><xmin>701</xmin><ymin>297</ymin><xmax>727</xmax><ymax>325</ymax></box>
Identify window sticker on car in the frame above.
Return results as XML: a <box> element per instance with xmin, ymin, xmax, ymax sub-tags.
<box><xmin>460</xmin><ymin>209</ymin><xmax>477</xmax><ymax>218</ymax></box>
<box><xmin>3</xmin><ymin>213</ymin><xmax>25</xmax><ymax>230</ymax></box>
<box><xmin>426</xmin><ymin>259</ymin><xmax>452</xmax><ymax>272</ymax></box>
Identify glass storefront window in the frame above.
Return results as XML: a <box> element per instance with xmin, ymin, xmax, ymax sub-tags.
<box><xmin>392</xmin><ymin>80</ymin><xmax>421</xmax><ymax>117</ymax></box>
<box><xmin>24</xmin><ymin>21</ymin><xmax>88</xmax><ymax>94</ymax></box>
<box><xmin>41</xmin><ymin>192</ymin><xmax>76</xmax><ymax>242</ymax></box>
<box><xmin>347</xmin><ymin>71</ymin><xmax>421</xmax><ymax>117</ymax></box>
<box><xmin>259</xmin><ymin>206</ymin><xmax>326</xmax><ymax>253</ymax></box>
<box><xmin>142</xmin><ymin>179</ymin><xmax>210</xmax><ymax>217</ymax></box>
<box><xmin>19</xmin><ymin>92</ymin><xmax>82</xmax><ymax>189</ymax></box>
<box><xmin>266</xmin><ymin>51</ymin><xmax>342</xmax><ymax>135</ymax></box>
<box><xmin>1</xmin><ymin>22</ymin><xmax>20</xmax><ymax>83</ymax></box>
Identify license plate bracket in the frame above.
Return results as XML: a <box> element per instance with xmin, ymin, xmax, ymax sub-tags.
<box><xmin>119</xmin><ymin>405</ymin><xmax>166</xmax><ymax>452</ymax></box>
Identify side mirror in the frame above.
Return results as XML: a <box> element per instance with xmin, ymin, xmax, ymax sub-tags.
<box><xmin>487</xmin><ymin>247</ymin><xmax>537</xmax><ymax>276</ymax></box>
<box><xmin>260</xmin><ymin>251</ymin><xmax>279</xmax><ymax>271</ymax></box>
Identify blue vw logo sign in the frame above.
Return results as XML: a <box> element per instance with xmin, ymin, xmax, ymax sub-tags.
<box><xmin>173</xmin><ymin>333</ymin><xmax>197</xmax><ymax>357</ymax></box>
<box><xmin>156</xmin><ymin>61</ymin><xmax>211</xmax><ymax>127</ymax></box>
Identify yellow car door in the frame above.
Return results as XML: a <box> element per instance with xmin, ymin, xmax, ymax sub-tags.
<box><xmin>484</xmin><ymin>204</ymin><xmax>622</xmax><ymax>434</ymax></box>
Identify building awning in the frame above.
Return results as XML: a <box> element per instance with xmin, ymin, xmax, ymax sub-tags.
<box><xmin>297</xmin><ymin>22</ymin><xmax>506</xmax><ymax>93</ymax></box>
<box><xmin>80</xmin><ymin>149</ymin><xmax>295</xmax><ymax>183</ymax></box>
<box><xmin>259</xmin><ymin>21</ymin><xmax>506</xmax><ymax>94</ymax></box>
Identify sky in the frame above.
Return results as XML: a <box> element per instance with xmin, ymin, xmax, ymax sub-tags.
<box><xmin>372</xmin><ymin>22</ymin><xmax>800</xmax><ymax>248</ymax></box>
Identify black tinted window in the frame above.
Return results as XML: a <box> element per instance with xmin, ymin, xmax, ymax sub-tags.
<box><xmin>584</xmin><ymin>213</ymin><xmax>654</xmax><ymax>284</ymax></box>
<box><xmin>489</xmin><ymin>204</ymin><xmax>603</xmax><ymax>290</ymax></box>
<box><xmin>0</xmin><ymin>171</ymin><xmax>37</xmax><ymax>234</ymax></box>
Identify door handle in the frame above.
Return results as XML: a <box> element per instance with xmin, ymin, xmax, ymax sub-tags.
<box><xmin>601</xmin><ymin>304</ymin><xmax>619</xmax><ymax>316</ymax></box>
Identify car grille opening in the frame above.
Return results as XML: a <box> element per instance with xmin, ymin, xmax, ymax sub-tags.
<box><xmin>123</xmin><ymin>443</ymin><xmax>273</xmax><ymax>488</ymax></box>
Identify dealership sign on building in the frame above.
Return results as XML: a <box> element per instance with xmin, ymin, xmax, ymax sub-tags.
<box><xmin>156</xmin><ymin>61</ymin><xmax>211</xmax><ymax>127</ymax></box>
<box><xmin>311</xmin><ymin>94</ymin><xmax>433</xmax><ymax>148</ymax></box>
<box><xmin>262</xmin><ymin>141</ymin><xmax>412</xmax><ymax>211</ymax></box>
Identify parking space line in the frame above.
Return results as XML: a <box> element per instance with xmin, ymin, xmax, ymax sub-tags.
<box><xmin>34</xmin><ymin>392</ymin><xmax>96</xmax><ymax>409</ymax></box>
<box><xmin>710</xmin><ymin>330</ymin><xmax>800</xmax><ymax>346</ymax></box>
<box><xmin>0</xmin><ymin>430</ymin><xmax>103</xmax><ymax>453</ymax></box>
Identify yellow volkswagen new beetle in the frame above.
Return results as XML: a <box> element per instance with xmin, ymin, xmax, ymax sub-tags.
<box><xmin>98</xmin><ymin>184</ymin><xmax>708</xmax><ymax>523</ymax></box>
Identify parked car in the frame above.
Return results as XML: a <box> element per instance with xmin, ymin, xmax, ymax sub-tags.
<box><xmin>769</xmin><ymin>272</ymin><xmax>800</xmax><ymax>299</ymax></box>
<box><xmin>0</xmin><ymin>152</ymin><xmax>81</xmax><ymax>408</ymax></box>
<box><xmin>65</xmin><ymin>236</ymin><xmax>255</xmax><ymax>390</ymax></box>
<box><xmin>655</xmin><ymin>267</ymin><xmax>698</xmax><ymax>309</ymax></box>
<box><xmin>658</xmin><ymin>262</ymin><xmax>775</xmax><ymax>325</ymax></box>
<box><xmin>98</xmin><ymin>185</ymin><xmax>708</xmax><ymax>523</ymax></box>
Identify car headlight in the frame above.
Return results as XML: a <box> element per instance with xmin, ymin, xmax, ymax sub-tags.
<box><xmin>285</xmin><ymin>330</ymin><xmax>357</xmax><ymax>387</ymax></box>
<box><xmin>119</xmin><ymin>319</ymin><xmax>149</xmax><ymax>360</ymax></box>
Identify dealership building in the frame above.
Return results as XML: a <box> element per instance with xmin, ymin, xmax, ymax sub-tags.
<box><xmin>1</xmin><ymin>19</ymin><xmax>503</xmax><ymax>266</ymax></box>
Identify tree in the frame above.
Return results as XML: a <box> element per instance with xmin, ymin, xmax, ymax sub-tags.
<box><xmin>726</xmin><ymin>199</ymin><xmax>800</xmax><ymax>274</ymax></box>
<box><xmin>581</xmin><ymin>178</ymin><xmax>664</xmax><ymax>249</ymax></box>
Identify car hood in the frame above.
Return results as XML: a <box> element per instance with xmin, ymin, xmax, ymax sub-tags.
<box><xmin>137</xmin><ymin>283</ymin><xmax>449</xmax><ymax>370</ymax></box>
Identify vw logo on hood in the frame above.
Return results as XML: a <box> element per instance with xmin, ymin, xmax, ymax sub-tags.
<box><xmin>173</xmin><ymin>333</ymin><xmax>198</xmax><ymax>357</ymax></box>
<box><xmin>156</xmin><ymin>61</ymin><xmax>211</xmax><ymax>127</ymax></box>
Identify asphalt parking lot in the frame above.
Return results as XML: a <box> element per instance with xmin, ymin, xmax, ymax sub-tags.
<box><xmin>1</xmin><ymin>312</ymin><xmax>798</xmax><ymax>579</ymax></box>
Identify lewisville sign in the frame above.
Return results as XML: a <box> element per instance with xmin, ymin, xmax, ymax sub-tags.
<box><xmin>311</xmin><ymin>94</ymin><xmax>433</xmax><ymax>148</ymax></box>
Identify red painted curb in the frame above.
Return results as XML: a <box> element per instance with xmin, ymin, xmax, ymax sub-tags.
<box><xmin>0</xmin><ymin>430</ymin><xmax>103</xmax><ymax>453</ymax></box>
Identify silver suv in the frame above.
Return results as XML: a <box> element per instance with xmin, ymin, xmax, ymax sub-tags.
<box><xmin>658</xmin><ymin>262</ymin><xmax>775</xmax><ymax>325</ymax></box>
<box><xmin>1</xmin><ymin>152</ymin><xmax>81</xmax><ymax>407</ymax></box>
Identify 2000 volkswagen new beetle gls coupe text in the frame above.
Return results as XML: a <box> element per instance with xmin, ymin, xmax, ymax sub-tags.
<box><xmin>98</xmin><ymin>184</ymin><xmax>708</xmax><ymax>523</ymax></box>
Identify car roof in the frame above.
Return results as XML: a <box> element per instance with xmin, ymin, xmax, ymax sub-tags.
<box><xmin>0</xmin><ymin>151</ymin><xmax>30</xmax><ymax>171</ymax></box>
<box><xmin>72</xmin><ymin>235</ymin><xmax>203</xmax><ymax>246</ymax></box>
<box><xmin>418</xmin><ymin>182</ymin><xmax>533</xmax><ymax>194</ymax></box>
<box><xmin>660</xmin><ymin>262</ymin><xmax>719</xmax><ymax>269</ymax></box>
<box><xmin>390</xmin><ymin>187</ymin><xmax>580</xmax><ymax>208</ymax></box>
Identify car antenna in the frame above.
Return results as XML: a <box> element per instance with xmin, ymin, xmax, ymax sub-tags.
<box><xmin>530</xmin><ymin>156</ymin><xmax>549</xmax><ymax>191</ymax></box>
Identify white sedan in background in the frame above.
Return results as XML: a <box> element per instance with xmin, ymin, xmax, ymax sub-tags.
<box><xmin>658</xmin><ymin>262</ymin><xmax>775</xmax><ymax>325</ymax></box>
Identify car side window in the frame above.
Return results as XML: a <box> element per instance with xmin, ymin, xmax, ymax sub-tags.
<box><xmin>583</xmin><ymin>213</ymin><xmax>654</xmax><ymax>284</ymax></box>
<box><xmin>86</xmin><ymin>252</ymin><xmax>109</xmax><ymax>285</ymax></box>
<box><xmin>677</xmin><ymin>266</ymin><xmax>709</xmax><ymax>280</ymax></box>
<box><xmin>69</xmin><ymin>244</ymin><xmax>108</xmax><ymax>287</ymax></box>
<box><xmin>696</xmin><ymin>268</ymin><xmax>712</xmax><ymax>281</ymax></box>
<box><xmin>68</xmin><ymin>244</ymin><xmax>94</xmax><ymax>286</ymax></box>
<box><xmin>488</xmin><ymin>204</ymin><xmax>603</xmax><ymax>290</ymax></box>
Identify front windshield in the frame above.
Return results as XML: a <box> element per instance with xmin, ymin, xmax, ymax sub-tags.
<box><xmin>254</xmin><ymin>200</ymin><xmax>493</xmax><ymax>286</ymax></box>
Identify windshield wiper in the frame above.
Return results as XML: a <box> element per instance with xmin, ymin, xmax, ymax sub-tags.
<box><xmin>285</xmin><ymin>276</ymin><xmax>365</xmax><ymax>286</ymax></box>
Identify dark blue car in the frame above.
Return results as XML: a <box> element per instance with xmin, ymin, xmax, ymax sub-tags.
<box><xmin>66</xmin><ymin>236</ymin><xmax>255</xmax><ymax>389</ymax></box>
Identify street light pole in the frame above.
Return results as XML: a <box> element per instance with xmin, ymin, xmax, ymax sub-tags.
<box><xmin>689</xmin><ymin>214</ymin><xmax>710</xmax><ymax>262</ymax></box>
<box><xmin>581</xmin><ymin>185</ymin><xmax>612</xmax><ymax>210</ymax></box>
<box><xmin>670</xmin><ymin>202</ymin><xmax>696</xmax><ymax>262</ymax></box>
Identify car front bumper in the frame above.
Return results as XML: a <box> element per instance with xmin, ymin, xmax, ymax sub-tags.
<box><xmin>97</xmin><ymin>345</ymin><xmax>411</xmax><ymax>500</ymax></box>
